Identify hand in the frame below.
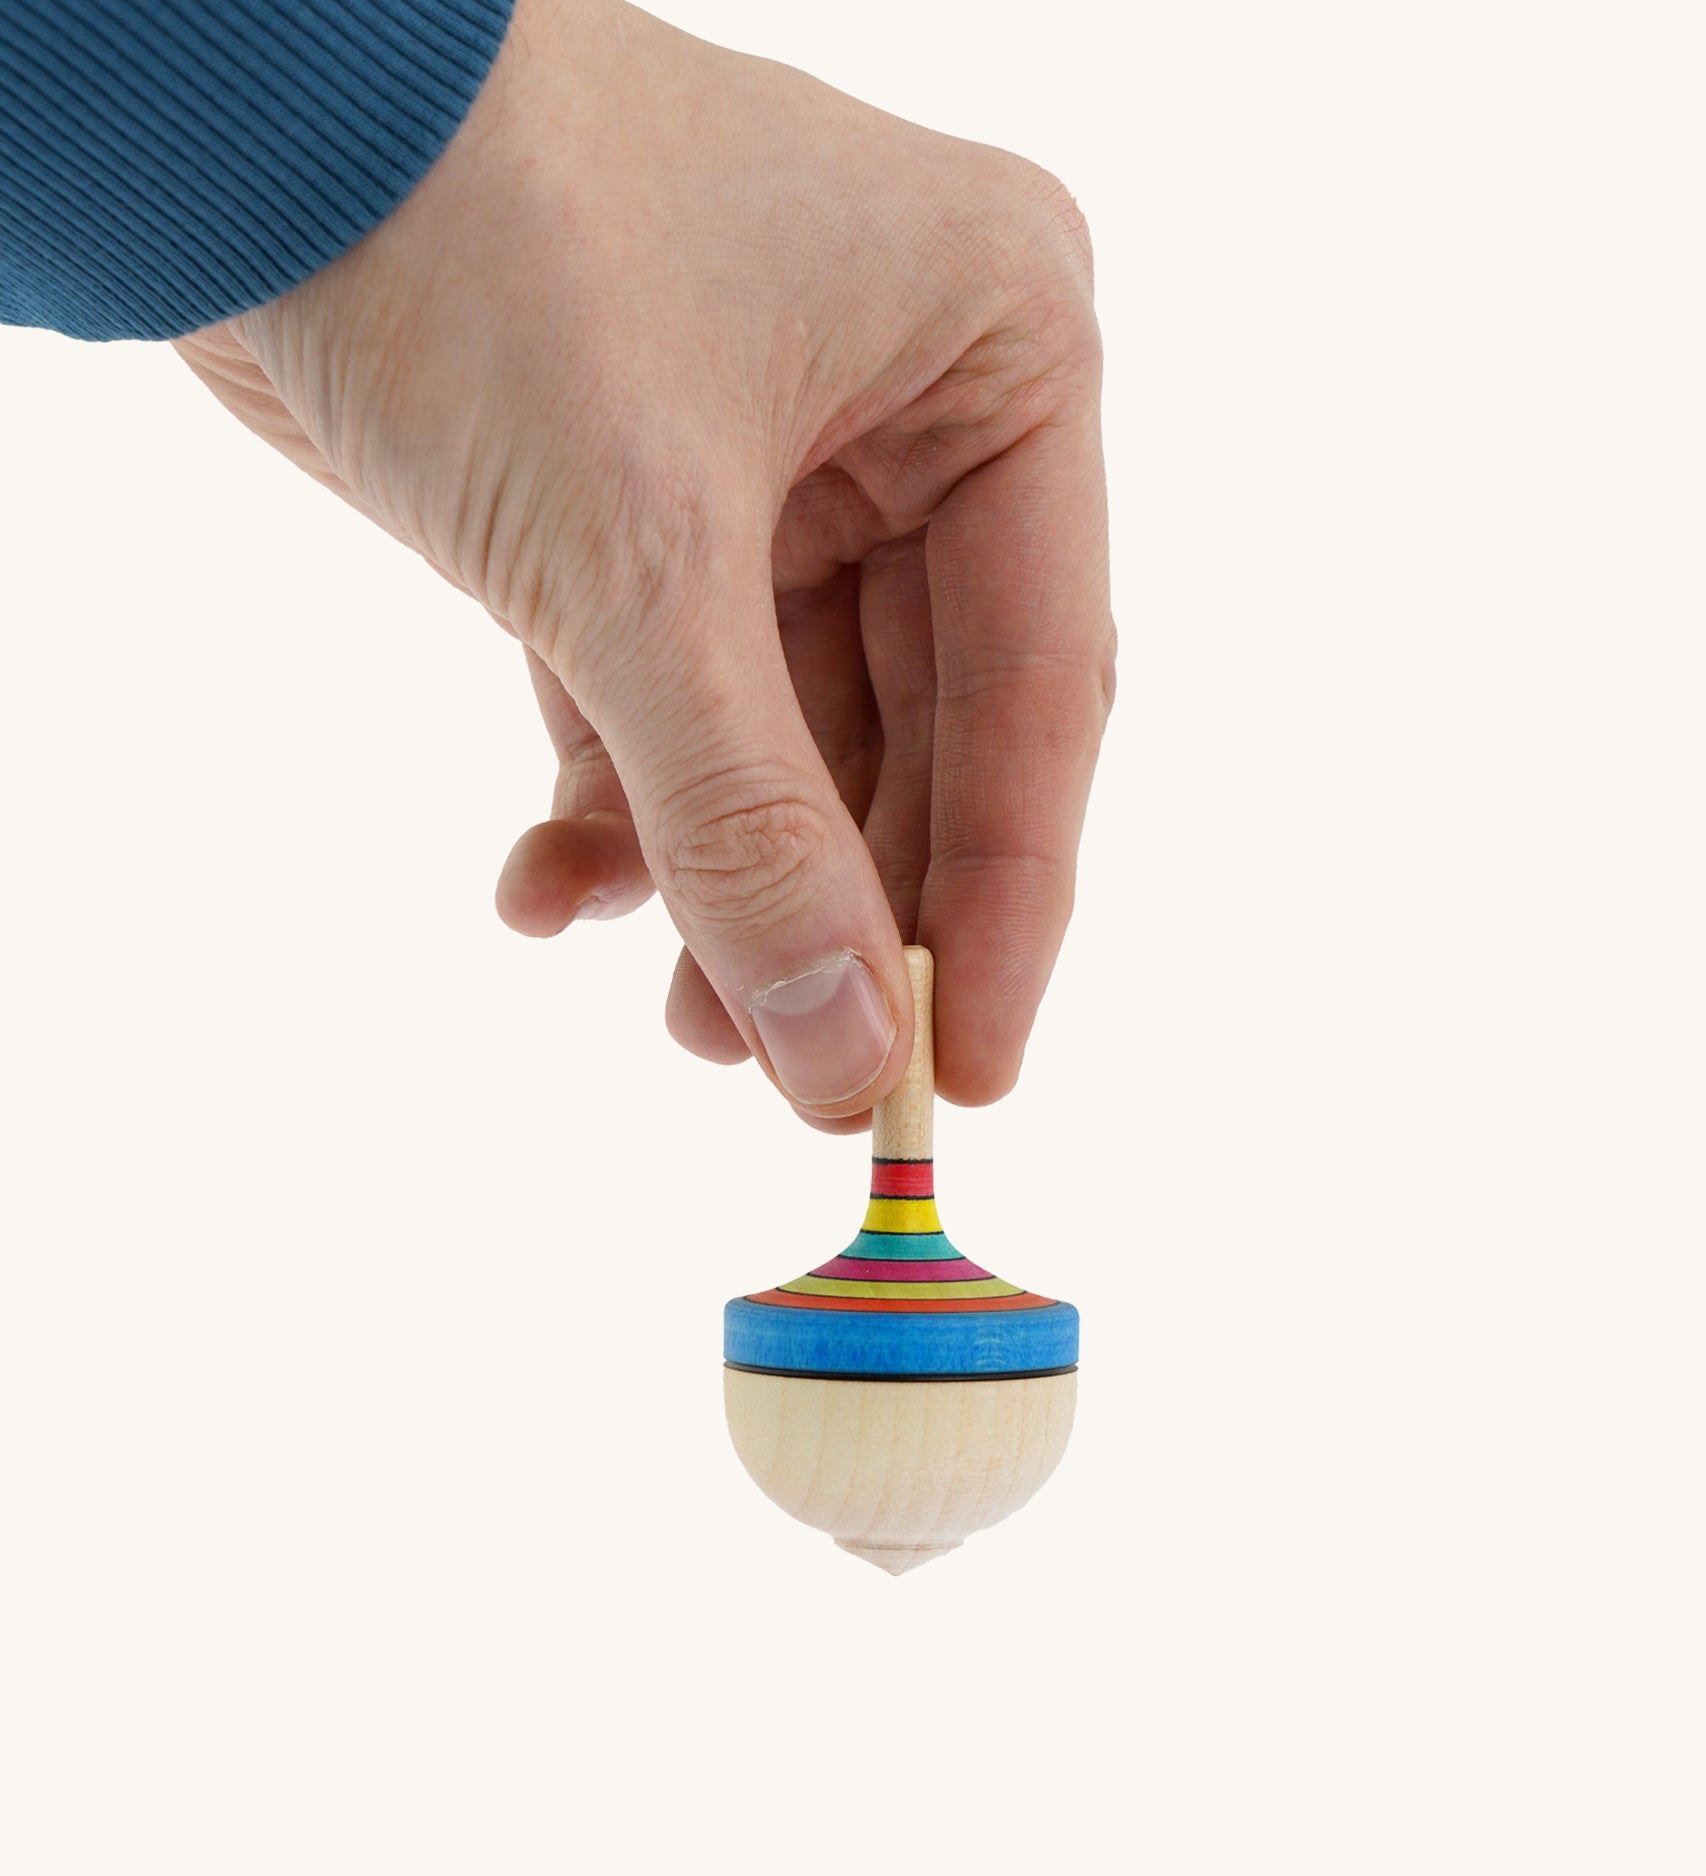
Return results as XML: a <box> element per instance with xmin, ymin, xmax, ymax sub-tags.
<box><xmin>174</xmin><ymin>0</ymin><xmax>1113</xmax><ymax>1126</ymax></box>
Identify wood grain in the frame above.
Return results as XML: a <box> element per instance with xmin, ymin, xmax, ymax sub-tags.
<box><xmin>872</xmin><ymin>947</ymin><xmax>934</xmax><ymax>1162</ymax></box>
<box><xmin>724</xmin><ymin>1369</ymin><xmax>1077</xmax><ymax>1575</ymax></box>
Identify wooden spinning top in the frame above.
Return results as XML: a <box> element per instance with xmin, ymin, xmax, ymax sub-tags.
<box><xmin>724</xmin><ymin>947</ymin><xmax>1078</xmax><ymax>1573</ymax></box>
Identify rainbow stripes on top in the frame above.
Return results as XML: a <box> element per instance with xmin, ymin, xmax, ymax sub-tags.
<box><xmin>724</xmin><ymin>1155</ymin><xmax>1079</xmax><ymax>1380</ymax></box>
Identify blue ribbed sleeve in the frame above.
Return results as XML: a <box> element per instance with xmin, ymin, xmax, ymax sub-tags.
<box><xmin>0</xmin><ymin>0</ymin><xmax>515</xmax><ymax>341</ymax></box>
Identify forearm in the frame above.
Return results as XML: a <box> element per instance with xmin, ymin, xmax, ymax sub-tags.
<box><xmin>0</xmin><ymin>0</ymin><xmax>513</xmax><ymax>340</ymax></box>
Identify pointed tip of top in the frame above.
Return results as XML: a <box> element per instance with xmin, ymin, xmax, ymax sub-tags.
<box><xmin>835</xmin><ymin>1537</ymin><xmax>964</xmax><ymax>1576</ymax></box>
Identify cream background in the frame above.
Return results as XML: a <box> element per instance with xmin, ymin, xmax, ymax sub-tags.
<box><xmin>2</xmin><ymin>2</ymin><xmax>1701</xmax><ymax>1869</ymax></box>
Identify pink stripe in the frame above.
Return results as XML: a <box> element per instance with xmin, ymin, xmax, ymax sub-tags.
<box><xmin>809</xmin><ymin>1256</ymin><xmax>994</xmax><ymax>1283</ymax></box>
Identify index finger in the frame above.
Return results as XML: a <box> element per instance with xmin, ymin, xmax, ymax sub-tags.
<box><xmin>918</xmin><ymin>401</ymin><xmax>1116</xmax><ymax>1104</ymax></box>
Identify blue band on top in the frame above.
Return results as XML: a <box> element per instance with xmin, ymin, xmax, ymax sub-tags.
<box><xmin>724</xmin><ymin>1296</ymin><xmax>1080</xmax><ymax>1378</ymax></box>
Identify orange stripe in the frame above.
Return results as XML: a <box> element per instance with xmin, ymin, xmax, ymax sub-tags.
<box><xmin>744</xmin><ymin>1288</ymin><xmax>1057</xmax><ymax>1313</ymax></box>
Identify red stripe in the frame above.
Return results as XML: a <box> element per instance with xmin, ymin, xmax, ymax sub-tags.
<box><xmin>745</xmin><ymin>1289</ymin><xmax>1055</xmax><ymax>1314</ymax></box>
<box><xmin>869</xmin><ymin>1160</ymin><xmax>934</xmax><ymax>1198</ymax></box>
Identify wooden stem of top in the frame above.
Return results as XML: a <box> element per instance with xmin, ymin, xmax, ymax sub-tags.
<box><xmin>873</xmin><ymin>947</ymin><xmax>934</xmax><ymax>1161</ymax></box>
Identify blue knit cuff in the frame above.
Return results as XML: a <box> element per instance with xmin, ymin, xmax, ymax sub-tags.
<box><xmin>0</xmin><ymin>0</ymin><xmax>516</xmax><ymax>341</ymax></box>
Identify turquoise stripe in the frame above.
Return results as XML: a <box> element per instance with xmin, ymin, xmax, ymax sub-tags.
<box><xmin>838</xmin><ymin>1230</ymin><xmax>965</xmax><ymax>1263</ymax></box>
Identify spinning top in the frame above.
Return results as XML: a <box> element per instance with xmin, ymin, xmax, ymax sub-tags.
<box><xmin>724</xmin><ymin>946</ymin><xmax>1078</xmax><ymax>1573</ymax></box>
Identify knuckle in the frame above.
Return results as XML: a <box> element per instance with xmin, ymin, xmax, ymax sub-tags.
<box><xmin>955</xmin><ymin>156</ymin><xmax>1101</xmax><ymax>390</ymax></box>
<box><xmin>1097</xmin><ymin>621</ymin><xmax>1119</xmax><ymax>724</ymax></box>
<box><xmin>1049</xmin><ymin>185</ymin><xmax>1096</xmax><ymax>283</ymax></box>
<box><xmin>526</xmin><ymin>433</ymin><xmax>733</xmax><ymax>692</ymax></box>
<box><xmin>602</xmin><ymin>450</ymin><xmax>719</xmax><ymax>624</ymax></box>
<box><xmin>550</xmin><ymin>741</ymin><xmax>626</xmax><ymax>820</ymax></box>
<box><xmin>653</xmin><ymin>769</ymin><xmax>833</xmax><ymax>932</ymax></box>
<box><xmin>994</xmin><ymin>156</ymin><xmax>1097</xmax><ymax>288</ymax></box>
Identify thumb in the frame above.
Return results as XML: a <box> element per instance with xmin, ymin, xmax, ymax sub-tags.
<box><xmin>570</xmin><ymin>566</ymin><xmax>912</xmax><ymax>1118</ymax></box>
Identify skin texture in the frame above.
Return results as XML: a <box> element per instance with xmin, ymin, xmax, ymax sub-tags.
<box><xmin>174</xmin><ymin>0</ymin><xmax>1114</xmax><ymax>1128</ymax></box>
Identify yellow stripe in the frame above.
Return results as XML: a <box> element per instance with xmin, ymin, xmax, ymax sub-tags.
<box><xmin>781</xmin><ymin>1275</ymin><xmax>1023</xmax><ymax>1301</ymax></box>
<box><xmin>861</xmin><ymin>1197</ymin><xmax>943</xmax><ymax>1234</ymax></box>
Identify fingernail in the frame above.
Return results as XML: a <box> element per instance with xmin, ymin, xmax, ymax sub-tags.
<box><xmin>748</xmin><ymin>952</ymin><xmax>897</xmax><ymax>1107</ymax></box>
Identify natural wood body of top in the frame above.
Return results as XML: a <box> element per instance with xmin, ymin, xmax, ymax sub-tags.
<box><xmin>723</xmin><ymin>1368</ymin><xmax>1077</xmax><ymax>1574</ymax></box>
